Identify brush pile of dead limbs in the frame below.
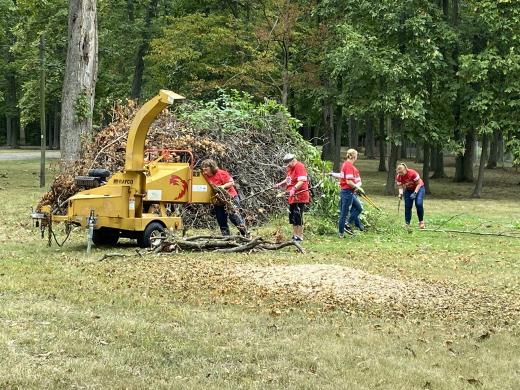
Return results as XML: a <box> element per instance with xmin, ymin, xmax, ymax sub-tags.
<box><xmin>152</xmin><ymin>234</ymin><xmax>305</xmax><ymax>254</ymax></box>
<box><xmin>39</xmin><ymin>98</ymin><xmax>322</xmax><ymax>230</ymax></box>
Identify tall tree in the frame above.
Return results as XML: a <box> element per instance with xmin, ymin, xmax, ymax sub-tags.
<box><xmin>130</xmin><ymin>0</ymin><xmax>159</xmax><ymax>100</ymax></box>
<box><xmin>60</xmin><ymin>0</ymin><xmax>98</xmax><ymax>161</ymax></box>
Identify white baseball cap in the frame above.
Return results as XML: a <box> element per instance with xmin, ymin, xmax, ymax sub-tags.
<box><xmin>283</xmin><ymin>153</ymin><xmax>295</xmax><ymax>163</ymax></box>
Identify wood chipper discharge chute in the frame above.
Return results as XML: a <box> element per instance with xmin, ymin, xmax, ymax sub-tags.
<box><xmin>32</xmin><ymin>90</ymin><xmax>215</xmax><ymax>250</ymax></box>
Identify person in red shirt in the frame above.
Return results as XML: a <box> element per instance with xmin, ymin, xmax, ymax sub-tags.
<box><xmin>329</xmin><ymin>148</ymin><xmax>365</xmax><ymax>237</ymax></box>
<box><xmin>201</xmin><ymin>159</ymin><xmax>249</xmax><ymax>236</ymax></box>
<box><xmin>396</xmin><ymin>163</ymin><xmax>425</xmax><ymax>229</ymax></box>
<box><xmin>274</xmin><ymin>153</ymin><xmax>310</xmax><ymax>242</ymax></box>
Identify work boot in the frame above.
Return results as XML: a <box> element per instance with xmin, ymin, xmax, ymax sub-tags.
<box><xmin>238</xmin><ymin>226</ymin><xmax>251</xmax><ymax>239</ymax></box>
<box><xmin>419</xmin><ymin>221</ymin><xmax>425</xmax><ymax>229</ymax></box>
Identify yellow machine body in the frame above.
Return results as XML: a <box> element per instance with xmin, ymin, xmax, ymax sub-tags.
<box><xmin>46</xmin><ymin>90</ymin><xmax>214</xmax><ymax>245</ymax></box>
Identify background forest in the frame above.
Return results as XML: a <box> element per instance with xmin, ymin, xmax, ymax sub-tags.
<box><xmin>1</xmin><ymin>0</ymin><xmax>520</xmax><ymax>197</ymax></box>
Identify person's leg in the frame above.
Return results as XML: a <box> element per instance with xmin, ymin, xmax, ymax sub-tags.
<box><xmin>349</xmin><ymin>195</ymin><xmax>364</xmax><ymax>230</ymax></box>
<box><xmin>294</xmin><ymin>204</ymin><xmax>304</xmax><ymax>239</ymax></box>
<box><xmin>415</xmin><ymin>187</ymin><xmax>425</xmax><ymax>226</ymax></box>
<box><xmin>214</xmin><ymin>205</ymin><xmax>230</xmax><ymax>235</ymax></box>
<box><xmin>228</xmin><ymin>197</ymin><xmax>248</xmax><ymax>236</ymax></box>
<box><xmin>289</xmin><ymin>203</ymin><xmax>297</xmax><ymax>238</ymax></box>
<box><xmin>290</xmin><ymin>203</ymin><xmax>304</xmax><ymax>240</ymax></box>
<box><xmin>404</xmin><ymin>190</ymin><xmax>413</xmax><ymax>225</ymax></box>
<box><xmin>338</xmin><ymin>190</ymin><xmax>353</xmax><ymax>235</ymax></box>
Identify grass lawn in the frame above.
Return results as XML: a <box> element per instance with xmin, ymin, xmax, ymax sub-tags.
<box><xmin>0</xmin><ymin>159</ymin><xmax>519</xmax><ymax>389</ymax></box>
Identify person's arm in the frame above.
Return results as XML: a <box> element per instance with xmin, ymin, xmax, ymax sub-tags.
<box><xmin>413</xmin><ymin>178</ymin><xmax>424</xmax><ymax>193</ymax></box>
<box><xmin>274</xmin><ymin>178</ymin><xmax>288</xmax><ymax>188</ymax></box>
<box><xmin>328</xmin><ymin>172</ymin><xmax>342</xmax><ymax>179</ymax></box>
<box><xmin>219</xmin><ymin>178</ymin><xmax>235</xmax><ymax>189</ymax></box>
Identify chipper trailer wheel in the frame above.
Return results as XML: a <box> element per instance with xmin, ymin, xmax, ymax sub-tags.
<box><xmin>92</xmin><ymin>227</ymin><xmax>119</xmax><ymax>246</ymax></box>
<box><xmin>137</xmin><ymin>222</ymin><xmax>166</xmax><ymax>248</ymax></box>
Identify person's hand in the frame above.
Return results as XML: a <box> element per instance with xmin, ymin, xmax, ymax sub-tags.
<box><xmin>410</xmin><ymin>192</ymin><xmax>417</xmax><ymax>200</ymax></box>
<box><xmin>356</xmin><ymin>186</ymin><xmax>366</xmax><ymax>196</ymax></box>
<box><xmin>289</xmin><ymin>188</ymin><xmax>296</xmax><ymax>197</ymax></box>
<box><xmin>273</xmin><ymin>182</ymin><xmax>282</xmax><ymax>189</ymax></box>
<box><xmin>398</xmin><ymin>193</ymin><xmax>403</xmax><ymax>200</ymax></box>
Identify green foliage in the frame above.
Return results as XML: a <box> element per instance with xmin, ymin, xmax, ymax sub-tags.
<box><xmin>177</xmin><ymin>89</ymin><xmax>302</xmax><ymax>135</ymax></box>
<box><xmin>74</xmin><ymin>91</ymin><xmax>92</xmax><ymax>121</ymax></box>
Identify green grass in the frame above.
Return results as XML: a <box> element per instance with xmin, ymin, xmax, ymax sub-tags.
<box><xmin>1</xmin><ymin>159</ymin><xmax>519</xmax><ymax>389</ymax></box>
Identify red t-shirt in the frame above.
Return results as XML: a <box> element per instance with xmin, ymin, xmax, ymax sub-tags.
<box><xmin>340</xmin><ymin>161</ymin><xmax>361</xmax><ymax>190</ymax></box>
<box><xmin>396</xmin><ymin>168</ymin><xmax>421</xmax><ymax>191</ymax></box>
<box><xmin>285</xmin><ymin>161</ymin><xmax>310</xmax><ymax>204</ymax></box>
<box><xmin>205</xmin><ymin>169</ymin><xmax>238</xmax><ymax>197</ymax></box>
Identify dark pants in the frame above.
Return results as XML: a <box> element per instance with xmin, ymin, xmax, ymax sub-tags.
<box><xmin>404</xmin><ymin>187</ymin><xmax>425</xmax><ymax>224</ymax></box>
<box><xmin>338</xmin><ymin>189</ymin><xmax>364</xmax><ymax>234</ymax></box>
<box><xmin>214</xmin><ymin>196</ymin><xmax>247</xmax><ymax>236</ymax></box>
<box><xmin>289</xmin><ymin>203</ymin><xmax>305</xmax><ymax>226</ymax></box>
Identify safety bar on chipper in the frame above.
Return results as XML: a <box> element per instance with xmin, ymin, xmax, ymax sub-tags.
<box><xmin>144</xmin><ymin>149</ymin><xmax>195</xmax><ymax>167</ymax></box>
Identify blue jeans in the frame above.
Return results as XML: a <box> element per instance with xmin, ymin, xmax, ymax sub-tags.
<box><xmin>404</xmin><ymin>187</ymin><xmax>425</xmax><ymax>224</ymax></box>
<box><xmin>338</xmin><ymin>189</ymin><xmax>364</xmax><ymax>234</ymax></box>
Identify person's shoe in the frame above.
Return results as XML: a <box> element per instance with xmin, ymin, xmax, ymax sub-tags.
<box><xmin>292</xmin><ymin>235</ymin><xmax>303</xmax><ymax>242</ymax></box>
<box><xmin>344</xmin><ymin>225</ymin><xmax>354</xmax><ymax>235</ymax></box>
<box><xmin>338</xmin><ymin>233</ymin><xmax>345</xmax><ymax>239</ymax></box>
<box><xmin>419</xmin><ymin>221</ymin><xmax>425</xmax><ymax>229</ymax></box>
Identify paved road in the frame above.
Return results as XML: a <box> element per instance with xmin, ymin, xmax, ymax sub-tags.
<box><xmin>0</xmin><ymin>150</ymin><xmax>61</xmax><ymax>160</ymax></box>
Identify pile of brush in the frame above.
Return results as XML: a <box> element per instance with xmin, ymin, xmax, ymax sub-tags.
<box><xmin>39</xmin><ymin>94</ymin><xmax>323</xmax><ymax>229</ymax></box>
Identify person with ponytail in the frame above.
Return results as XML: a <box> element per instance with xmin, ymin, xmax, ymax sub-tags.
<box><xmin>329</xmin><ymin>149</ymin><xmax>365</xmax><ymax>237</ymax></box>
<box><xmin>396</xmin><ymin>163</ymin><xmax>426</xmax><ymax>229</ymax></box>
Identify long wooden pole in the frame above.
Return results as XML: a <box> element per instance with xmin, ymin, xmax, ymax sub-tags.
<box><xmin>39</xmin><ymin>34</ymin><xmax>46</xmax><ymax>188</ymax></box>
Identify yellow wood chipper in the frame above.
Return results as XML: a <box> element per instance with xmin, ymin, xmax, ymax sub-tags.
<box><xmin>32</xmin><ymin>90</ymin><xmax>214</xmax><ymax>250</ymax></box>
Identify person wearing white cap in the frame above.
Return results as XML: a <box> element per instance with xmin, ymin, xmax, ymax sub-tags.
<box><xmin>274</xmin><ymin>153</ymin><xmax>310</xmax><ymax>242</ymax></box>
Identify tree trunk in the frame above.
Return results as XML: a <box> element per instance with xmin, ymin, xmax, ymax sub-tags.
<box><xmin>486</xmin><ymin>129</ymin><xmax>500</xmax><ymax>169</ymax></box>
<box><xmin>53</xmin><ymin>102</ymin><xmax>61</xmax><ymax>149</ymax></box>
<box><xmin>131</xmin><ymin>0</ymin><xmax>159</xmax><ymax>100</ymax></box>
<box><xmin>348</xmin><ymin>116</ymin><xmax>358</xmax><ymax>149</ymax></box>
<box><xmin>463</xmin><ymin>129</ymin><xmax>476</xmax><ymax>182</ymax></box>
<box><xmin>400</xmin><ymin>135</ymin><xmax>407</xmax><ymax>159</ymax></box>
<box><xmin>415</xmin><ymin>140</ymin><xmax>424</xmax><ymax>163</ymax></box>
<box><xmin>385</xmin><ymin>117</ymin><xmax>398</xmax><ymax>195</ymax></box>
<box><xmin>378</xmin><ymin>113</ymin><xmax>386</xmax><ymax>171</ymax></box>
<box><xmin>320</xmin><ymin>102</ymin><xmax>334</xmax><ymax>161</ymax></box>
<box><xmin>422</xmin><ymin>142</ymin><xmax>431</xmax><ymax>194</ymax></box>
<box><xmin>430</xmin><ymin>146</ymin><xmax>445</xmax><ymax>179</ymax></box>
<box><xmin>365</xmin><ymin>117</ymin><xmax>375</xmax><ymax>159</ymax></box>
<box><xmin>455</xmin><ymin>130</ymin><xmax>475</xmax><ymax>182</ymax></box>
<box><xmin>60</xmin><ymin>0</ymin><xmax>98</xmax><ymax>162</ymax></box>
<box><xmin>5</xmin><ymin>62</ymin><xmax>19</xmax><ymax>148</ymax></box>
<box><xmin>472</xmin><ymin>135</ymin><xmax>489</xmax><ymax>198</ymax></box>
<box><xmin>333</xmin><ymin>104</ymin><xmax>343</xmax><ymax>171</ymax></box>
<box><xmin>385</xmin><ymin>143</ymin><xmax>399</xmax><ymax>195</ymax></box>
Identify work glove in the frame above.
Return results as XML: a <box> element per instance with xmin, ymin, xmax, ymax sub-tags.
<box><xmin>410</xmin><ymin>192</ymin><xmax>417</xmax><ymax>200</ymax></box>
<box><xmin>289</xmin><ymin>188</ymin><xmax>296</xmax><ymax>197</ymax></box>
<box><xmin>398</xmin><ymin>193</ymin><xmax>403</xmax><ymax>200</ymax></box>
<box><xmin>356</xmin><ymin>186</ymin><xmax>366</xmax><ymax>196</ymax></box>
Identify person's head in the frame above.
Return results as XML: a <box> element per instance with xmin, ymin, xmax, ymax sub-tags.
<box><xmin>283</xmin><ymin>153</ymin><xmax>297</xmax><ymax>167</ymax></box>
<box><xmin>396</xmin><ymin>162</ymin><xmax>408</xmax><ymax>176</ymax></box>
<box><xmin>201</xmin><ymin>159</ymin><xmax>219</xmax><ymax>176</ymax></box>
<box><xmin>346</xmin><ymin>149</ymin><xmax>358</xmax><ymax>162</ymax></box>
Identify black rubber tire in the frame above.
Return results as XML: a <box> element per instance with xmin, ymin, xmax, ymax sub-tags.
<box><xmin>88</xmin><ymin>168</ymin><xmax>111</xmax><ymax>178</ymax></box>
<box><xmin>137</xmin><ymin>222</ymin><xmax>166</xmax><ymax>248</ymax></box>
<box><xmin>92</xmin><ymin>227</ymin><xmax>119</xmax><ymax>246</ymax></box>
